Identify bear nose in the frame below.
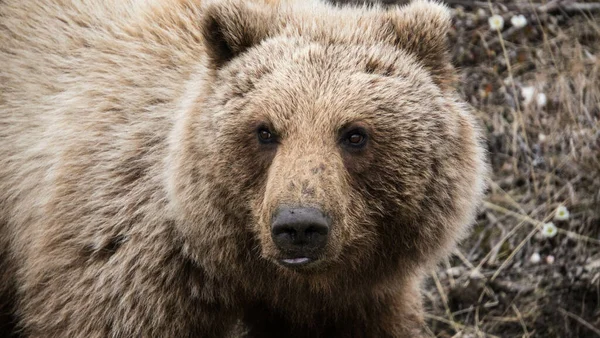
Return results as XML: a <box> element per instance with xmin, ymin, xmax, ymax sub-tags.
<box><xmin>271</xmin><ymin>207</ymin><xmax>330</xmax><ymax>255</ymax></box>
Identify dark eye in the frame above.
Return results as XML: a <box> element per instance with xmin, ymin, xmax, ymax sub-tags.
<box><xmin>348</xmin><ymin>133</ymin><xmax>364</xmax><ymax>145</ymax></box>
<box><xmin>257</xmin><ymin>127</ymin><xmax>275</xmax><ymax>144</ymax></box>
<box><xmin>343</xmin><ymin>128</ymin><xmax>368</xmax><ymax>149</ymax></box>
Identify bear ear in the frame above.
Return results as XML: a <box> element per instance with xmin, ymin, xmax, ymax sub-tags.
<box><xmin>201</xmin><ymin>0</ymin><xmax>275</xmax><ymax>69</ymax></box>
<box><xmin>387</xmin><ymin>0</ymin><xmax>455</xmax><ymax>88</ymax></box>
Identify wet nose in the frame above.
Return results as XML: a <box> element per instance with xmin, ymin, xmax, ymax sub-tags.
<box><xmin>271</xmin><ymin>207</ymin><xmax>330</xmax><ymax>254</ymax></box>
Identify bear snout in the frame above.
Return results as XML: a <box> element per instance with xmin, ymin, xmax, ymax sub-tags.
<box><xmin>271</xmin><ymin>207</ymin><xmax>330</xmax><ymax>266</ymax></box>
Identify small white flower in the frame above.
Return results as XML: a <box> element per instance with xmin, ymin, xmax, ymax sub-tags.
<box><xmin>541</xmin><ymin>222</ymin><xmax>558</xmax><ymax>238</ymax></box>
<box><xmin>446</xmin><ymin>267</ymin><xmax>462</xmax><ymax>277</ymax></box>
<box><xmin>538</xmin><ymin>133</ymin><xmax>547</xmax><ymax>143</ymax></box>
<box><xmin>546</xmin><ymin>255</ymin><xmax>555</xmax><ymax>264</ymax></box>
<box><xmin>510</xmin><ymin>15</ymin><xmax>527</xmax><ymax>29</ymax></box>
<box><xmin>469</xmin><ymin>269</ymin><xmax>484</xmax><ymax>279</ymax></box>
<box><xmin>521</xmin><ymin>86</ymin><xmax>535</xmax><ymax>105</ymax></box>
<box><xmin>554</xmin><ymin>205</ymin><xmax>570</xmax><ymax>221</ymax></box>
<box><xmin>489</xmin><ymin>15</ymin><xmax>504</xmax><ymax>31</ymax></box>
<box><xmin>536</xmin><ymin>93</ymin><xmax>547</xmax><ymax>107</ymax></box>
<box><xmin>530</xmin><ymin>252</ymin><xmax>541</xmax><ymax>264</ymax></box>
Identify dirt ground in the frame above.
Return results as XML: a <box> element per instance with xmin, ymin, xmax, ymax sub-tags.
<box><xmin>417</xmin><ymin>1</ymin><xmax>600</xmax><ymax>337</ymax></box>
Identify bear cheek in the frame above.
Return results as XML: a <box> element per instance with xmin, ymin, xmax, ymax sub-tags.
<box><xmin>340</xmin><ymin>142</ymin><xmax>375</xmax><ymax>175</ymax></box>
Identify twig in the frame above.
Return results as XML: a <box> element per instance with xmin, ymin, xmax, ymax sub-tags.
<box><xmin>490</xmin><ymin>224</ymin><xmax>538</xmax><ymax>281</ymax></box>
<box><xmin>490</xmin><ymin>279</ymin><xmax>536</xmax><ymax>294</ymax></box>
<box><xmin>423</xmin><ymin>324</ymin><xmax>437</xmax><ymax>338</ymax></box>
<box><xmin>511</xmin><ymin>304</ymin><xmax>531</xmax><ymax>337</ymax></box>
<box><xmin>442</xmin><ymin>0</ymin><xmax>492</xmax><ymax>8</ymax></box>
<box><xmin>537</xmin><ymin>0</ymin><xmax>562</xmax><ymax>13</ymax></box>
<box><xmin>424</xmin><ymin>313</ymin><xmax>465</xmax><ymax>328</ymax></box>
<box><xmin>474</xmin><ymin>203</ymin><xmax>531</xmax><ymax>270</ymax></box>
<box><xmin>487</xmin><ymin>26</ymin><xmax>524</xmax><ymax>47</ymax></box>
<box><xmin>424</xmin><ymin>314</ymin><xmax>503</xmax><ymax>338</ymax></box>
<box><xmin>489</xmin><ymin>180</ymin><xmax>526</xmax><ymax>214</ymax></box>
<box><xmin>558</xmin><ymin>308</ymin><xmax>600</xmax><ymax>336</ymax></box>
<box><xmin>430</xmin><ymin>269</ymin><xmax>460</xmax><ymax>333</ymax></box>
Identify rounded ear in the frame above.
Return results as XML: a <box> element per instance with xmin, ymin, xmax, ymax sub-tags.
<box><xmin>387</xmin><ymin>0</ymin><xmax>455</xmax><ymax>88</ymax></box>
<box><xmin>201</xmin><ymin>0</ymin><xmax>275</xmax><ymax>69</ymax></box>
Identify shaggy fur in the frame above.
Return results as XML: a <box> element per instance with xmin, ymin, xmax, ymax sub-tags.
<box><xmin>0</xmin><ymin>0</ymin><xmax>488</xmax><ymax>336</ymax></box>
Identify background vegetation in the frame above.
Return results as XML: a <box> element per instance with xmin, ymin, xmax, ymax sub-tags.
<box><xmin>419</xmin><ymin>1</ymin><xmax>600</xmax><ymax>337</ymax></box>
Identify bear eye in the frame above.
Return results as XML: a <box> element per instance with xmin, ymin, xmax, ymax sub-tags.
<box><xmin>257</xmin><ymin>126</ymin><xmax>276</xmax><ymax>144</ymax></box>
<box><xmin>341</xmin><ymin>128</ymin><xmax>368</xmax><ymax>149</ymax></box>
<box><xmin>348</xmin><ymin>133</ymin><xmax>364</xmax><ymax>145</ymax></box>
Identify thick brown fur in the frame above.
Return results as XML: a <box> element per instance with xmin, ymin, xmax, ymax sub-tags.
<box><xmin>0</xmin><ymin>0</ymin><xmax>488</xmax><ymax>337</ymax></box>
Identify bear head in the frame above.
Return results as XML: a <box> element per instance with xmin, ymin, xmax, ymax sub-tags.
<box><xmin>167</xmin><ymin>0</ymin><xmax>487</xmax><ymax>285</ymax></box>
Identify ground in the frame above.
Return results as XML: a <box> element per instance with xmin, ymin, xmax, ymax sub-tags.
<box><xmin>422</xmin><ymin>1</ymin><xmax>600</xmax><ymax>337</ymax></box>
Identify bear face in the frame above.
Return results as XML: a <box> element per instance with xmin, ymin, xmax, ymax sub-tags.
<box><xmin>169</xmin><ymin>0</ymin><xmax>487</xmax><ymax>287</ymax></box>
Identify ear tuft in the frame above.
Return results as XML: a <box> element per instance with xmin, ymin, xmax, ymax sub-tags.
<box><xmin>201</xmin><ymin>1</ymin><xmax>275</xmax><ymax>69</ymax></box>
<box><xmin>388</xmin><ymin>0</ymin><xmax>455</xmax><ymax>88</ymax></box>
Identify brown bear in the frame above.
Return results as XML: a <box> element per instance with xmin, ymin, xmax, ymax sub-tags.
<box><xmin>0</xmin><ymin>0</ymin><xmax>488</xmax><ymax>336</ymax></box>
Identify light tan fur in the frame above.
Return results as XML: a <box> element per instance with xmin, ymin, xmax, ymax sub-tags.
<box><xmin>0</xmin><ymin>0</ymin><xmax>488</xmax><ymax>336</ymax></box>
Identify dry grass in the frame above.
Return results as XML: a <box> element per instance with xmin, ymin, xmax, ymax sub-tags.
<box><xmin>424</xmin><ymin>1</ymin><xmax>600</xmax><ymax>337</ymax></box>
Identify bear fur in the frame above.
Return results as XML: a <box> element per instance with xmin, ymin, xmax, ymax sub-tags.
<box><xmin>0</xmin><ymin>0</ymin><xmax>488</xmax><ymax>336</ymax></box>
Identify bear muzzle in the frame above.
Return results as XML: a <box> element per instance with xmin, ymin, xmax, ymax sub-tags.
<box><xmin>271</xmin><ymin>206</ymin><xmax>330</xmax><ymax>267</ymax></box>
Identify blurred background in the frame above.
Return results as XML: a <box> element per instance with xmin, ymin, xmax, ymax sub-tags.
<box><xmin>333</xmin><ymin>0</ymin><xmax>600</xmax><ymax>336</ymax></box>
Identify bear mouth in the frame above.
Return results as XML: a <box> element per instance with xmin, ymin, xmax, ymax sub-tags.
<box><xmin>279</xmin><ymin>256</ymin><xmax>315</xmax><ymax>268</ymax></box>
<box><xmin>281</xmin><ymin>257</ymin><xmax>312</xmax><ymax>265</ymax></box>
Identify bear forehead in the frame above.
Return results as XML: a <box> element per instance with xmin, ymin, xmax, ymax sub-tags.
<box><xmin>215</xmin><ymin>41</ymin><xmax>443</xmax><ymax>130</ymax></box>
<box><xmin>218</xmin><ymin>36</ymin><xmax>439</xmax><ymax>97</ymax></box>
